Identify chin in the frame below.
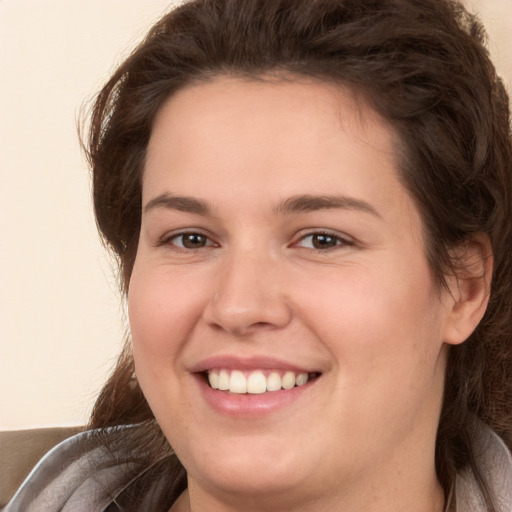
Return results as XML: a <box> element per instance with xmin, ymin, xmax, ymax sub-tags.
<box><xmin>179</xmin><ymin>435</ymin><xmax>311</xmax><ymax>496</ymax></box>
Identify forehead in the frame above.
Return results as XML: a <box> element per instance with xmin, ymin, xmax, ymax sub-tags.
<box><xmin>150</xmin><ymin>75</ymin><xmax>396</xmax><ymax>151</ymax></box>
<box><xmin>144</xmin><ymin>76</ymin><xmax>401</xmax><ymax>198</ymax></box>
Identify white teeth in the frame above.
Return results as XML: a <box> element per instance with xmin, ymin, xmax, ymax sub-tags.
<box><xmin>229</xmin><ymin>370</ymin><xmax>247</xmax><ymax>393</ymax></box>
<box><xmin>247</xmin><ymin>371</ymin><xmax>267</xmax><ymax>394</ymax></box>
<box><xmin>206</xmin><ymin>369</ymin><xmax>313</xmax><ymax>394</ymax></box>
<box><xmin>296</xmin><ymin>372</ymin><xmax>308</xmax><ymax>386</ymax></box>
<box><xmin>218</xmin><ymin>369</ymin><xmax>230</xmax><ymax>390</ymax></box>
<box><xmin>281</xmin><ymin>371</ymin><xmax>296</xmax><ymax>390</ymax></box>
<box><xmin>208</xmin><ymin>370</ymin><xmax>219</xmax><ymax>389</ymax></box>
<box><xmin>266</xmin><ymin>371</ymin><xmax>282</xmax><ymax>392</ymax></box>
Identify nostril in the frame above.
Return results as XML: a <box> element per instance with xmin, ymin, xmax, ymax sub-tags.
<box><xmin>250</xmin><ymin>321</ymin><xmax>275</xmax><ymax>329</ymax></box>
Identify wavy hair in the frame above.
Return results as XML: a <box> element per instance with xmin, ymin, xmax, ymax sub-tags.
<box><xmin>83</xmin><ymin>0</ymin><xmax>512</xmax><ymax>508</ymax></box>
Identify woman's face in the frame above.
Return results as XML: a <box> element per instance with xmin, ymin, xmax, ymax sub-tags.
<box><xmin>129</xmin><ymin>77</ymin><xmax>454</xmax><ymax>509</ymax></box>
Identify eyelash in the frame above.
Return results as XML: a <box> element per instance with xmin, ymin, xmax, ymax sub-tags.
<box><xmin>158</xmin><ymin>231</ymin><xmax>217</xmax><ymax>251</ymax></box>
<box><xmin>158</xmin><ymin>230</ymin><xmax>353</xmax><ymax>252</ymax></box>
<box><xmin>293</xmin><ymin>231</ymin><xmax>354</xmax><ymax>251</ymax></box>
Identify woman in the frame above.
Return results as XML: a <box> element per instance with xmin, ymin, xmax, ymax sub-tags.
<box><xmin>5</xmin><ymin>0</ymin><xmax>512</xmax><ymax>510</ymax></box>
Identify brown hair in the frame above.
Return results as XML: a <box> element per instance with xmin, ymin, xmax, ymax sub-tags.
<box><xmin>84</xmin><ymin>0</ymin><xmax>512</xmax><ymax>508</ymax></box>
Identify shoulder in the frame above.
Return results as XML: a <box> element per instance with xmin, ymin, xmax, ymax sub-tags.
<box><xmin>0</xmin><ymin>426</ymin><xmax>82</xmax><ymax>507</ymax></box>
<box><xmin>456</xmin><ymin>424</ymin><xmax>512</xmax><ymax>512</ymax></box>
<box><xmin>3</xmin><ymin>427</ymin><xmax>139</xmax><ymax>512</ymax></box>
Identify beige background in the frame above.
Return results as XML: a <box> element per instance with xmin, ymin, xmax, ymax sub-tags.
<box><xmin>1</xmin><ymin>0</ymin><xmax>511</xmax><ymax>430</ymax></box>
<box><xmin>0</xmin><ymin>0</ymin><xmax>178</xmax><ymax>429</ymax></box>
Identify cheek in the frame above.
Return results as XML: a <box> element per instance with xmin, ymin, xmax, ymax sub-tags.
<box><xmin>128</xmin><ymin>264</ymin><xmax>205</xmax><ymax>360</ymax></box>
<box><xmin>323</xmin><ymin>267</ymin><xmax>445</xmax><ymax>425</ymax></box>
<box><xmin>127</xmin><ymin>278</ymin><xmax>193</xmax><ymax>421</ymax></box>
<box><xmin>128</xmin><ymin>278</ymin><xmax>170</xmax><ymax>360</ymax></box>
<box><xmin>299</xmin><ymin>256</ymin><xmax>445</xmax><ymax>381</ymax></box>
<box><xmin>127</xmin><ymin>265</ymin><xmax>198</xmax><ymax>417</ymax></box>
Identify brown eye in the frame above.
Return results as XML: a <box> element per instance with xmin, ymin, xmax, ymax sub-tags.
<box><xmin>310</xmin><ymin>233</ymin><xmax>339</xmax><ymax>249</ymax></box>
<box><xmin>294</xmin><ymin>231</ymin><xmax>353</xmax><ymax>251</ymax></box>
<box><xmin>171</xmin><ymin>233</ymin><xmax>210</xmax><ymax>249</ymax></box>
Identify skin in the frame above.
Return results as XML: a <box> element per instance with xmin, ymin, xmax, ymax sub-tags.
<box><xmin>128</xmin><ymin>77</ymin><xmax>489</xmax><ymax>512</ymax></box>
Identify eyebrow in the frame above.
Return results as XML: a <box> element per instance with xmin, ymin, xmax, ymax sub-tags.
<box><xmin>274</xmin><ymin>194</ymin><xmax>381</xmax><ymax>217</ymax></box>
<box><xmin>144</xmin><ymin>193</ymin><xmax>213</xmax><ymax>215</ymax></box>
<box><xmin>143</xmin><ymin>192</ymin><xmax>380</xmax><ymax>218</ymax></box>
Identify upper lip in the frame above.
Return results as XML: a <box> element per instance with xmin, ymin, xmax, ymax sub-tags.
<box><xmin>189</xmin><ymin>355</ymin><xmax>319</xmax><ymax>374</ymax></box>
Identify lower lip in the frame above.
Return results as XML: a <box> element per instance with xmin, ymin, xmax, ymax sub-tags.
<box><xmin>195</xmin><ymin>374</ymin><xmax>317</xmax><ymax>417</ymax></box>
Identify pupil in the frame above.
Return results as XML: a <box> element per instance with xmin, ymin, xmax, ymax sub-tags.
<box><xmin>313</xmin><ymin>234</ymin><xmax>336</xmax><ymax>249</ymax></box>
<box><xmin>183</xmin><ymin>234</ymin><xmax>206</xmax><ymax>248</ymax></box>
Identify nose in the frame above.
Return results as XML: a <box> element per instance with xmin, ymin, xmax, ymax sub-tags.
<box><xmin>203</xmin><ymin>250</ymin><xmax>292</xmax><ymax>336</ymax></box>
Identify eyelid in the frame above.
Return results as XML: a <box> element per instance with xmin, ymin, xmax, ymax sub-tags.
<box><xmin>154</xmin><ymin>227</ymin><xmax>354</xmax><ymax>251</ymax></box>
<box><xmin>157</xmin><ymin>229</ymin><xmax>219</xmax><ymax>249</ymax></box>
<box><xmin>291</xmin><ymin>229</ymin><xmax>355</xmax><ymax>250</ymax></box>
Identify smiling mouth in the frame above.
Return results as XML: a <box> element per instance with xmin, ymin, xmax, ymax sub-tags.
<box><xmin>205</xmin><ymin>369</ymin><xmax>320</xmax><ymax>394</ymax></box>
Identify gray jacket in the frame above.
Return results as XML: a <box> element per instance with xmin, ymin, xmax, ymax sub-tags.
<box><xmin>4</xmin><ymin>424</ymin><xmax>512</xmax><ymax>511</ymax></box>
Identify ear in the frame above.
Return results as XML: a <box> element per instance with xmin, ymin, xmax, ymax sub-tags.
<box><xmin>442</xmin><ymin>233</ymin><xmax>493</xmax><ymax>346</ymax></box>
